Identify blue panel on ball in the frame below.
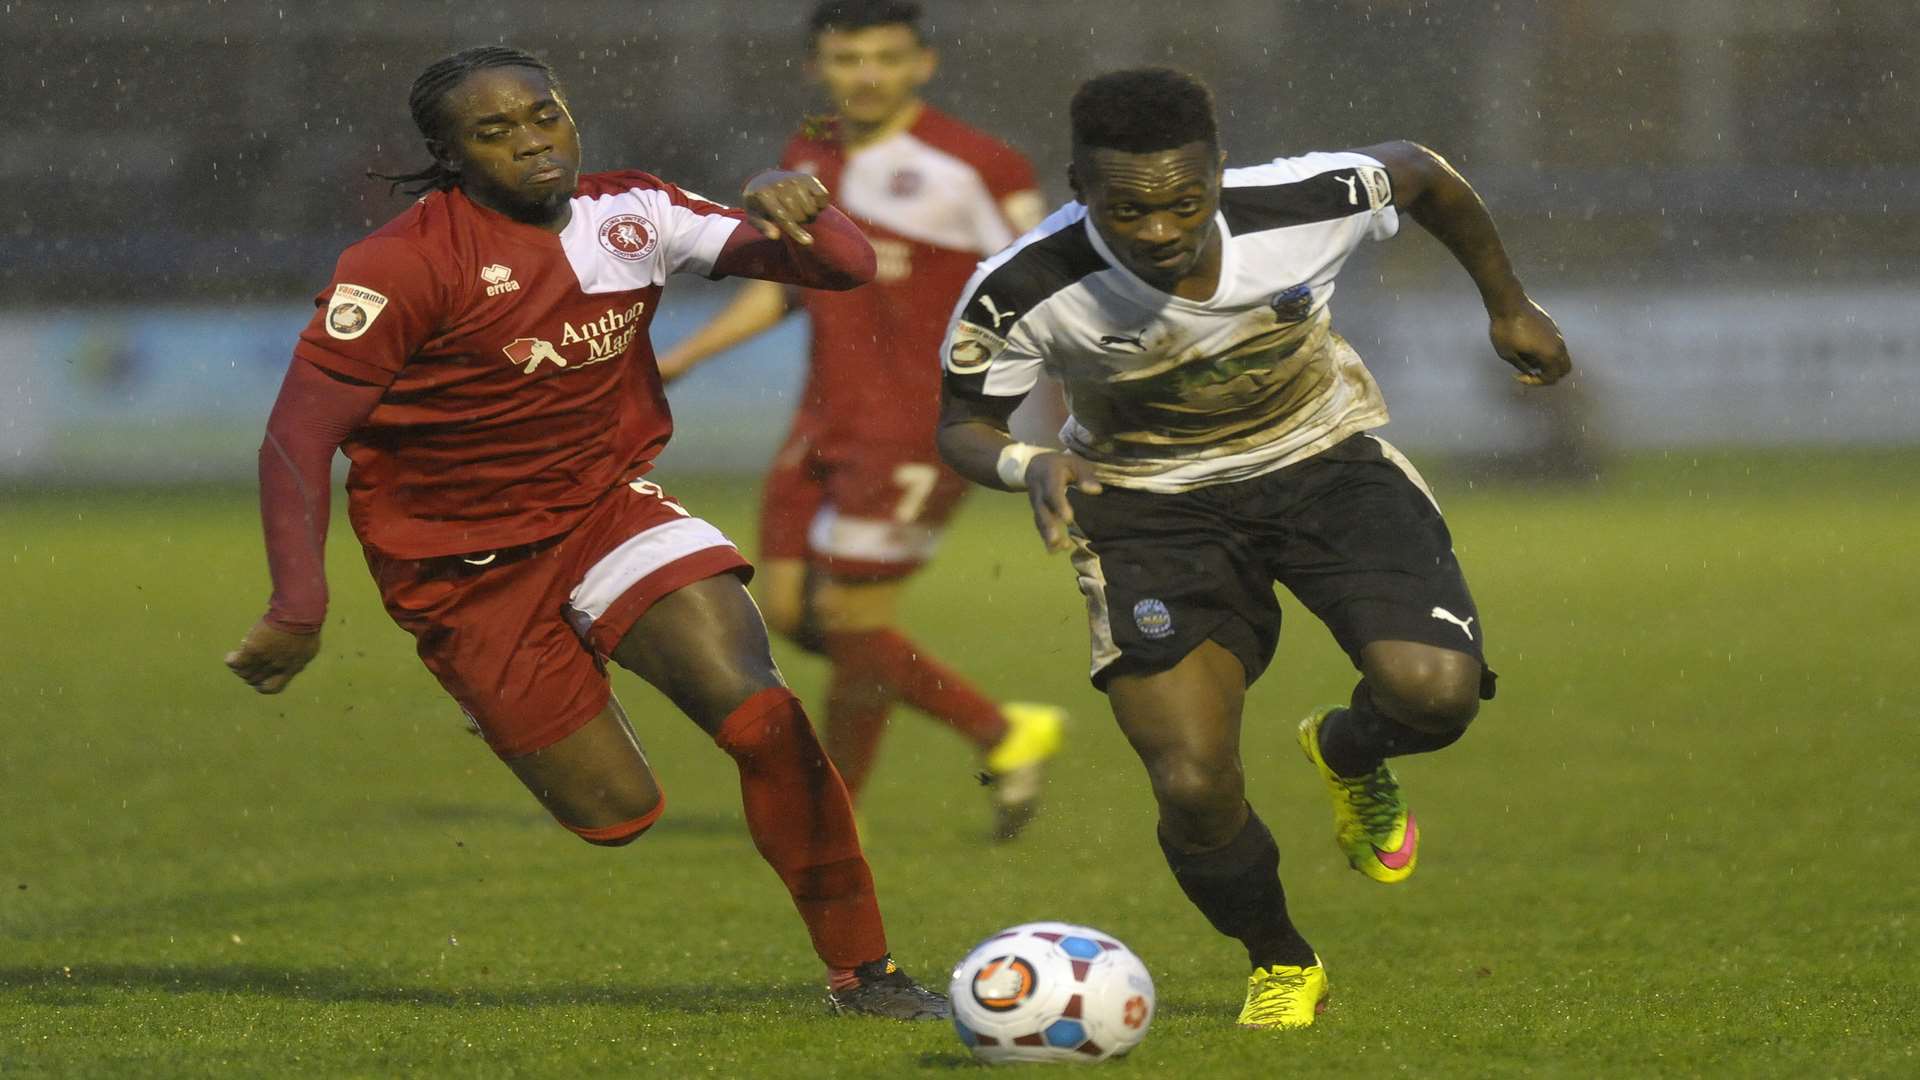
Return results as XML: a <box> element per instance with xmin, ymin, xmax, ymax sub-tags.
<box><xmin>1043</xmin><ymin>1019</ymin><xmax>1087</xmax><ymax>1048</ymax></box>
<box><xmin>1059</xmin><ymin>936</ymin><xmax>1102</xmax><ymax>959</ymax></box>
<box><xmin>953</xmin><ymin>1019</ymin><xmax>978</xmax><ymax>1047</ymax></box>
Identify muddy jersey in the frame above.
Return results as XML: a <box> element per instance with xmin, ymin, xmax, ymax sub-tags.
<box><xmin>941</xmin><ymin>152</ymin><xmax>1399</xmax><ymax>493</ymax></box>
<box><xmin>292</xmin><ymin>172</ymin><xmax>744</xmax><ymax>557</ymax></box>
<box><xmin>782</xmin><ymin>106</ymin><xmax>1036</xmax><ymax>453</ymax></box>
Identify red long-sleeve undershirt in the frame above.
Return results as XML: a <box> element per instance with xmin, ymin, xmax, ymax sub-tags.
<box><xmin>716</xmin><ymin>205</ymin><xmax>875</xmax><ymax>290</ymax></box>
<box><xmin>256</xmin><ymin>212</ymin><xmax>873</xmax><ymax>633</ymax></box>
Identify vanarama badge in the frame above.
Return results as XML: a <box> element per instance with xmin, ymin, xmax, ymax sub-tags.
<box><xmin>324</xmin><ymin>283</ymin><xmax>389</xmax><ymax>340</ymax></box>
<box><xmin>1357</xmin><ymin>164</ymin><xmax>1392</xmax><ymax>210</ymax></box>
<box><xmin>947</xmin><ymin>321</ymin><xmax>1008</xmax><ymax>374</ymax></box>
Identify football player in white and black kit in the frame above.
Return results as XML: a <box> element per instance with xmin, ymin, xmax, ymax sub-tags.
<box><xmin>936</xmin><ymin>67</ymin><xmax>1572</xmax><ymax>1029</ymax></box>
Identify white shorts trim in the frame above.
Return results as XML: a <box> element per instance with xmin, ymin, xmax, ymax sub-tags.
<box><xmin>566</xmin><ymin>516</ymin><xmax>735</xmax><ymax>623</ymax></box>
<box><xmin>1067</xmin><ymin>527</ymin><xmax>1123</xmax><ymax>680</ymax></box>
<box><xmin>806</xmin><ymin>508</ymin><xmax>941</xmax><ymax>565</ymax></box>
<box><xmin>1365</xmin><ymin>434</ymin><xmax>1441</xmax><ymax>512</ymax></box>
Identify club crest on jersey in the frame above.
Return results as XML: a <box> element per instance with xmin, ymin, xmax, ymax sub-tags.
<box><xmin>598</xmin><ymin>214</ymin><xmax>657</xmax><ymax>261</ymax></box>
<box><xmin>947</xmin><ymin>321</ymin><xmax>1008</xmax><ymax>374</ymax></box>
<box><xmin>1133</xmin><ymin>599</ymin><xmax>1174</xmax><ymax>640</ymax></box>
<box><xmin>480</xmin><ymin>263</ymin><xmax>520</xmax><ymax>297</ymax></box>
<box><xmin>324</xmin><ymin>283</ymin><xmax>389</xmax><ymax>341</ymax></box>
<box><xmin>1269</xmin><ymin>284</ymin><xmax>1313</xmax><ymax>324</ymax></box>
<box><xmin>888</xmin><ymin>168</ymin><xmax>923</xmax><ymax>198</ymax></box>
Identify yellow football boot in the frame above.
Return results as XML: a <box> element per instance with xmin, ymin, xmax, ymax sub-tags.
<box><xmin>983</xmin><ymin>702</ymin><xmax>1066</xmax><ymax>841</ymax></box>
<box><xmin>1237</xmin><ymin>958</ymin><xmax>1330</xmax><ymax>1029</ymax></box>
<box><xmin>1298</xmin><ymin>705</ymin><xmax>1418</xmax><ymax>883</ymax></box>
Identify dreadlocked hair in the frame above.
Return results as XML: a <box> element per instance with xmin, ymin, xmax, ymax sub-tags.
<box><xmin>1070</xmin><ymin>67</ymin><xmax>1218</xmax><ymax>156</ymax></box>
<box><xmin>369</xmin><ymin>45</ymin><xmax>562</xmax><ymax>196</ymax></box>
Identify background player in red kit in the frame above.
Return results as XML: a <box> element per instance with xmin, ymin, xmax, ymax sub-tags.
<box><xmin>658</xmin><ymin>0</ymin><xmax>1064</xmax><ymax>839</ymax></box>
<box><xmin>220</xmin><ymin>46</ymin><xmax>947</xmax><ymax>1020</ymax></box>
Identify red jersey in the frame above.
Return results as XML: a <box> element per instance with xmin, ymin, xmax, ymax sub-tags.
<box><xmin>293</xmin><ymin>172</ymin><xmax>744</xmax><ymax>559</ymax></box>
<box><xmin>780</xmin><ymin>106</ymin><xmax>1035</xmax><ymax>453</ymax></box>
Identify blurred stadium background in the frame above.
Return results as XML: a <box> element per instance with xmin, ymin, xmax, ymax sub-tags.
<box><xmin>4</xmin><ymin>0</ymin><xmax>1915</xmax><ymax>479</ymax></box>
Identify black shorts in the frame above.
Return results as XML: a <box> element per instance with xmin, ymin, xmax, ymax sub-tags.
<box><xmin>1066</xmin><ymin>434</ymin><xmax>1494</xmax><ymax>694</ymax></box>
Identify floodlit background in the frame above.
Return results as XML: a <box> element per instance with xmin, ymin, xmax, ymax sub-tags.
<box><xmin>5</xmin><ymin>0</ymin><xmax>1915</xmax><ymax>476</ymax></box>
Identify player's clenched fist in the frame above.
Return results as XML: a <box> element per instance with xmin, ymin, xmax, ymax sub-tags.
<box><xmin>224</xmin><ymin>618</ymin><xmax>321</xmax><ymax>694</ymax></box>
<box><xmin>1489</xmin><ymin>298</ymin><xmax>1573</xmax><ymax>386</ymax></box>
<box><xmin>742</xmin><ymin>169</ymin><xmax>832</xmax><ymax>246</ymax></box>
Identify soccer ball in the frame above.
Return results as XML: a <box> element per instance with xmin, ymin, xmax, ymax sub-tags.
<box><xmin>949</xmin><ymin>921</ymin><xmax>1155</xmax><ymax>1064</ymax></box>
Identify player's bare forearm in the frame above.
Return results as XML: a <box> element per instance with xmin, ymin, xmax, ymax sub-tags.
<box><xmin>1362</xmin><ymin>140</ymin><xmax>1573</xmax><ymax>384</ymax></box>
<box><xmin>937</xmin><ymin>390</ymin><xmax>1023</xmax><ymax>489</ymax></box>
<box><xmin>940</xmin><ymin>388</ymin><xmax>1102</xmax><ymax>553</ymax></box>
<box><xmin>1363</xmin><ymin>141</ymin><xmax>1525</xmax><ymax>314</ymax></box>
<box><xmin>657</xmin><ymin>279</ymin><xmax>791</xmax><ymax>383</ymax></box>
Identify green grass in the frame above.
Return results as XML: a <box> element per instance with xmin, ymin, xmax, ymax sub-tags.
<box><xmin>2</xmin><ymin>449</ymin><xmax>1916</xmax><ymax>1078</ymax></box>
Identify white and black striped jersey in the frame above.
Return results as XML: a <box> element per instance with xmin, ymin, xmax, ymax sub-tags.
<box><xmin>941</xmin><ymin>151</ymin><xmax>1400</xmax><ymax>493</ymax></box>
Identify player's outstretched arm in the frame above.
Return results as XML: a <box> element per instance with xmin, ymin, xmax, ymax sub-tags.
<box><xmin>707</xmin><ymin>170</ymin><xmax>875</xmax><ymax>292</ymax></box>
<box><xmin>225</xmin><ymin>359</ymin><xmax>381</xmax><ymax>695</ymax></box>
<box><xmin>1359</xmin><ymin>140</ymin><xmax>1573</xmax><ymax>386</ymax></box>
<box><xmin>655</xmin><ymin>279</ymin><xmax>790</xmax><ymax>384</ymax></box>
<box><xmin>937</xmin><ymin>388</ymin><xmax>1101</xmax><ymax>554</ymax></box>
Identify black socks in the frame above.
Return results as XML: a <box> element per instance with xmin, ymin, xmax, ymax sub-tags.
<box><xmin>1159</xmin><ymin>809</ymin><xmax>1317</xmax><ymax>970</ymax></box>
<box><xmin>1316</xmin><ymin>684</ymin><xmax>1466</xmax><ymax>779</ymax></box>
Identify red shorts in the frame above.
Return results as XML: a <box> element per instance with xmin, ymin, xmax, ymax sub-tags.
<box><xmin>367</xmin><ymin>478</ymin><xmax>751</xmax><ymax>758</ymax></box>
<box><xmin>759</xmin><ymin>430</ymin><xmax>971</xmax><ymax>581</ymax></box>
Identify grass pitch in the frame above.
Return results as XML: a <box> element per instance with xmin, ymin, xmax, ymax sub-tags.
<box><xmin>2</xmin><ymin>449</ymin><xmax>1915</xmax><ymax>1077</ymax></box>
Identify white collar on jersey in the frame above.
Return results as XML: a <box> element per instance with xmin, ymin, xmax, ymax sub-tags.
<box><xmin>1080</xmin><ymin>210</ymin><xmax>1239</xmax><ymax>310</ymax></box>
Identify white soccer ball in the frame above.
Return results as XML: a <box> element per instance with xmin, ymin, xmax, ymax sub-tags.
<box><xmin>949</xmin><ymin>921</ymin><xmax>1156</xmax><ymax>1064</ymax></box>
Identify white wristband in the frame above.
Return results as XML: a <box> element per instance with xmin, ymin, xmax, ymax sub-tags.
<box><xmin>995</xmin><ymin>442</ymin><xmax>1047</xmax><ymax>490</ymax></box>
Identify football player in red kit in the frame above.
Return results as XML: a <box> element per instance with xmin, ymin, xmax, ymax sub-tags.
<box><xmin>658</xmin><ymin>0</ymin><xmax>1064</xmax><ymax>840</ymax></box>
<box><xmin>221</xmin><ymin>45</ymin><xmax>946</xmax><ymax>1020</ymax></box>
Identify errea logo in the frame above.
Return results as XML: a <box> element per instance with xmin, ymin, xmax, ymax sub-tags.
<box><xmin>480</xmin><ymin>263</ymin><xmax>520</xmax><ymax>297</ymax></box>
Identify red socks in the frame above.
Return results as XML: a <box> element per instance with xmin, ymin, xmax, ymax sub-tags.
<box><xmin>713</xmin><ymin>688</ymin><xmax>887</xmax><ymax>970</ymax></box>
<box><xmin>823</xmin><ymin>664</ymin><xmax>892</xmax><ymax>801</ymax></box>
<box><xmin>821</xmin><ymin>629</ymin><xmax>1007</xmax><ymax>799</ymax></box>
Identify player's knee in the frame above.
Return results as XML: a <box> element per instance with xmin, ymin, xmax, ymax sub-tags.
<box><xmin>563</xmin><ymin>793</ymin><xmax>666</xmax><ymax>847</ymax></box>
<box><xmin>1149</xmin><ymin>754</ymin><xmax>1243</xmax><ymax>822</ymax></box>
<box><xmin>714</xmin><ymin>688</ymin><xmax>819</xmax><ymax>765</ymax></box>
<box><xmin>651</xmin><ymin>651</ymin><xmax>786</xmax><ymax>732</ymax></box>
<box><xmin>1371</xmin><ymin>651</ymin><xmax>1483</xmax><ymax>734</ymax></box>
